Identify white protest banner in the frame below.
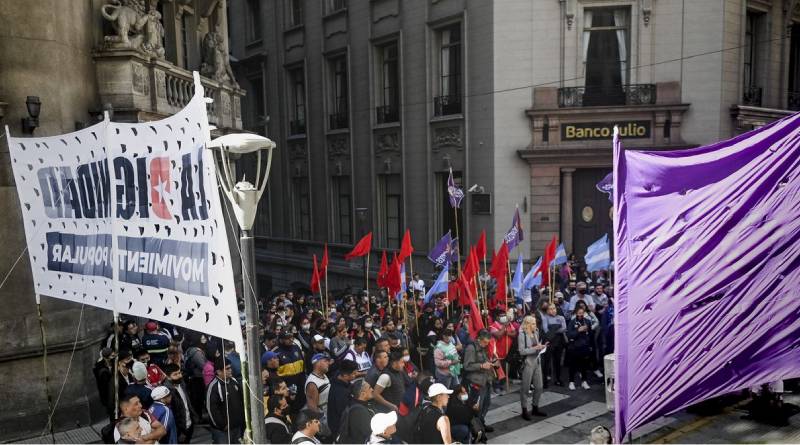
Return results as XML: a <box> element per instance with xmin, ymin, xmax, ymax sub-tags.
<box><xmin>7</xmin><ymin>74</ymin><xmax>243</xmax><ymax>346</ymax></box>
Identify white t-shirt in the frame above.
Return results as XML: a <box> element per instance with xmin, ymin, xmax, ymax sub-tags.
<box><xmin>291</xmin><ymin>431</ymin><xmax>320</xmax><ymax>445</ymax></box>
<box><xmin>113</xmin><ymin>415</ymin><xmax>154</xmax><ymax>443</ymax></box>
<box><xmin>411</xmin><ymin>279</ymin><xmax>426</xmax><ymax>294</ymax></box>
<box><xmin>376</xmin><ymin>373</ymin><xmax>392</xmax><ymax>388</ymax></box>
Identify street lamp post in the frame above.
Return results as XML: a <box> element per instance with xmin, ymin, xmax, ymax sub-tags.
<box><xmin>208</xmin><ymin>133</ymin><xmax>276</xmax><ymax>445</ymax></box>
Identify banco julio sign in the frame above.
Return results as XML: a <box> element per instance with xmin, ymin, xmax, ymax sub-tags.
<box><xmin>561</xmin><ymin>121</ymin><xmax>650</xmax><ymax>141</ymax></box>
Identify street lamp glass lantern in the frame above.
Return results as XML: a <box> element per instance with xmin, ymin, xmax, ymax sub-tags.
<box><xmin>208</xmin><ymin>133</ymin><xmax>277</xmax><ymax>231</ymax></box>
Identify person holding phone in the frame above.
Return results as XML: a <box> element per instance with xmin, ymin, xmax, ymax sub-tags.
<box><xmin>518</xmin><ymin>315</ymin><xmax>548</xmax><ymax>420</ymax></box>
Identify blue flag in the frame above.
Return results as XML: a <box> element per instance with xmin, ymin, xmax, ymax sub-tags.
<box><xmin>447</xmin><ymin>168</ymin><xmax>464</xmax><ymax>208</ymax></box>
<box><xmin>504</xmin><ymin>207</ymin><xmax>524</xmax><ymax>251</ymax></box>
<box><xmin>585</xmin><ymin>234</ymin><xmax>611</xmax><ymax>272</ymax></box>
<box><xmin>596</xmin><ymin>172</ymin><xmax>613</xmax><ymax>202</ymax></box>
<box><xmin>511</xmin><ymin>255</ymin><xmax>525</xmax><ymax>295</ymax></box>
<box><xmin>523</xmin><ymin>257</ymin><xmax>543</xmax><ymax>290</ymax></box>
<box><xmin>396</xmin><ymin>263</ymin><xmax>406</xmax><ymax>301</ymax></box>
<box><xmin>424</xmin><ymin>265</ymin><xmax>450</xmax><ymax>304</ymax></box>
<box><xmin>449</xmin><ymin>237</ymin><xmax>460</xmax><ymax>264</ymax></box>
<box><xmin>553</xmin><ymin>243</ymin><xmax>568</xmax><ymax>266</ymax></box>
<box><xmin>428</xmin><ymin>231</ymin><xmax>452</xmax><ymax>266</ymax></box>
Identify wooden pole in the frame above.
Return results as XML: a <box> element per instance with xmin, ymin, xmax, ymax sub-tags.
<box><xmin>36</xmin><ymin>298</ymin><xmax>56</xmax><ymax>442</ymax></box>
<box><xmin>453</xmin><ymin>207</ymin><xmax>462</xmax><ymax>274</ymax></box>
<box><xmin>409</xmin><ymin>255</ymin><xmax>420</xmax><ymax>334</ymax></box>
<box><xmin>324</xmin><ymin>266</ymin><xmax>329</xmax><ymax>318</ymax></box>
<box><xmin>482</xmin><ymin>257</ymin><xmax>489</xmax><ymax>326</ymax></box>
<box><xmin>365</xmin><ymin>251</ymin><xmax>370</xmax><ymax>314</ymax></box>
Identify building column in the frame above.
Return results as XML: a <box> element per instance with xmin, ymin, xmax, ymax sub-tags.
<box><xmin>561</xmin><ymin>168</ymin><xmax>575</xmax><ymax>254</ymax></box>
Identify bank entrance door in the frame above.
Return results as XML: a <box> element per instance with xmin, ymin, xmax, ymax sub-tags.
<box><xmin>572</xmin><ymin>168</ymin><xmax>613</xmax><ymax>261</ymax></box>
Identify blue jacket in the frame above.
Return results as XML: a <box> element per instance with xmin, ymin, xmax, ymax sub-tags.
<box><xmin>149</xmin><ymin>401</ymin><xmax>177</xmax><ymax>444</ymax></box>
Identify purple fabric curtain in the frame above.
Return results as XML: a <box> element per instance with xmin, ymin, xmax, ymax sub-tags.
<box><xmin>613</xmin><ymin>115</ymin><xmax>800</xmax><ymax>442</ymax></box>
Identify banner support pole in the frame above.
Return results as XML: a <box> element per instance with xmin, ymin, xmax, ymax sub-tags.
<box><xmin>35</xmin><ymin>295</ymin><xmax>55</xmax><ymax>443</ymax></box>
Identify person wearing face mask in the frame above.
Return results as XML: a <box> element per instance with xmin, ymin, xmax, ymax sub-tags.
<box><xmin>446</xmin><ymin>384</ymin><xmax>479</xmax><ymax>444</ymax></box>
<box><xmin>541</xmin><ymin>303</ymin><xmax>567</xmax><ymax>387</ymax></box>
<box><xmin>568</xmin><ymin>282</ymin><xmax>596</xmax><ymax>317</ymax></box>
<box><xmin>162</xmin><ymin>363</ymin><xmax>195</xmax><ymax>444</ymax></box>
<box><xmin>434</xmin><ymin>329</ymin><xmax>462</xmax><ymax>389</ymax></box>
<box><xmin>488</xmin><ymin>310</ymin><xmax>517</xmax><ymax>395</ymax></box>
<box><xmin>297</xmin><ymin>317</ymin><xmax>314</xmax><ymax>352</ymax></box>
<box><xmin>566</xmin><ymin>305</ymin><xmax>594</xmax><ymax>391</ymax></box>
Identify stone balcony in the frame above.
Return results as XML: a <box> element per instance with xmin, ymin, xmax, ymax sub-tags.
<box><xmin>93</xmin><ymin>49</ymin><xmax>244</xmax><ymax>131</ymax></box>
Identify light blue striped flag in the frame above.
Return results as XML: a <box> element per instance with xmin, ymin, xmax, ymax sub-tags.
<box><xmin>553</xmin><ymin>243</ymin><xmax>568</xmax><ymax>266</ymax></box>
<box><xmin>523</xmin><ymin>257</ymin><xmax>543</xmax><ymax>290</ymax></box>
<box><xmin>585</xmin><ymin>234</ymin><xmax>611</xmax><ymax>272</ymax></box>
<box><xmin>511</xmin><ymin>255</ymin><xmax>525</xmax><ymax>295</ymax></box>
<box><xmin>423</xmin><ymin>265</ymin><xmax>450</xmax><ymax>304</ymax></box>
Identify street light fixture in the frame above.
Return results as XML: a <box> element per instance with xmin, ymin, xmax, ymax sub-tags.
<box><xmin>21</xmin><ymin>96</ymin><xmax>41</xmax><ymax>135</ymax></box>
<box><xmin>207</xmin><ymin>132</ymin><xmax>276</xmax><ymax>445</ymax></box>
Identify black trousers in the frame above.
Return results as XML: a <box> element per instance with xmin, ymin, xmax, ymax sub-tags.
<box><xmin>544</xmin><ymin>344</ymin><xmax>564</xmax><ymax>383</ymax></box>
<box><xmin>567</xmin><ymin>348</ymin><xmax>591</xmax><ymax>383</ymax></box>
<box><xmin>187</xmin><ymin>376</ymin><xmax>206</xmax><ymax>420</ymax></box>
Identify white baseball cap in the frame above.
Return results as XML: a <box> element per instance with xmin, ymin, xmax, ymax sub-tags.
<box><xmin>428</xmin><ymin>383</ymin><xmax>454</xmax><ymax>398</ymax></box>
<box><xmin>150</xmin><ymin>386</ymin><xmax>170</xmax><ymax>401</ymax></box>
<box><xmin>370</xmin><ymin>411</ymin><xmax>398</xmax><ymax>435</ymax></box>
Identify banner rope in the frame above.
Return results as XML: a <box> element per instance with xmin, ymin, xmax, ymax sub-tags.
<box><xmin>39</xmin><ymin>302</ymin><xmax>85</xmax><ymax>438</ymax></box>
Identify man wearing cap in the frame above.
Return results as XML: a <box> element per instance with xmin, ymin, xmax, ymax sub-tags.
<box><xmin>277</xmin><ymin>331</ymin><xmax>307</xmax><ymax>410</ymax></box>
<box><xmin>304</xmin><ymin>353</ymin><xmax>332</xmax><ymax>425</ymax></box>
<box><xmin>327</xmin><ymin>360</ymin><xmax>359</xmax><ymax>439</ymax></box>
<box><xmin>126</xmin><ymin>361</ymin><xmax>155</xmax><ymax>409</ymax></box>
<box><xmin>142</xmin><ymin>321</ymin><xmax>170</xmax><ymax>368</ymax></box>
<box><xmin>343</xmin><ymin>337</ymin><xmax>372</xmax><ymax>376</ymax></box>
<box><xmin>463</xmin><ymin>329</ymin><xmax>498</xmax><ymax>433</ymax></box>
<box><xmin>417</xmin><ymin>383</ymin><xmax>454</xmax><ymax>444</ymax></box>
<box><xmin>206</xmin><ymin>358</ymin><xmax>245</xmax><ymax>444</ymax></box>
<box><xmin>336</xmin><ymin>380</ymin><xmax>375</xmax><ymax>444</ymax></box>
<box><xmin>367</xmin><ymin>411</ymin><xmax>398</xmax><ymax>444</ymax></box>
<box><xmin>303</xmin><ymin>334</ymin><xmax>329</xmax><ymax>374</ymax></box>
<box><xmin>292</xmin><ymin>409</ymin><xmax>322</xmax><ymax>445</ymax></box>
<box><xmin>264</xmin><ymin>395</ymin><xmax>294</xmax><ymax>444</ymax></box>
<box><xmin>149</xmin><ymin>386</ymin><xmax>177</xmax><ymax>444</ymax></box>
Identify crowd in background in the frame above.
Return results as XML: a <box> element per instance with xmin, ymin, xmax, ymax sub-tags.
<box><xmin>92</xmin><ymin>254</ymin><xmax>616</xmax><ymax>444</ymax></box>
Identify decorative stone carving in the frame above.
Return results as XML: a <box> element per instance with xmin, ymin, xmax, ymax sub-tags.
<box><xmin>433</xmin><ymin>127</ymin><xmax>462</xmax><ymax>150</ymax></box>
<box><xmin>640</xmin><ymin>0</ymin><xmax>652</xmax><ymax>26</ymax></box>
<box><xmin>233</xmin><ymin>96</ymin><xmax>241</xmax><ymax>119</ymax></box>
<box><xmin>201</xmin><ymin>26</ymin><xmax>238</xmax><ymax>85</ymax></box>
<box><xmin>328</xmin><ymin>135</ymin><xmax>349</xmax><ymax>159</ymax></box>
<box><xmin>375</xmin><ymin>132</ymin><xmax>399</xmax><ymax>155</ymax></box>
<box><xmin>155</xmin><ymin>70</ymin><xmax>167</xmax><ymax>98</ymax></box>
<box><xmin>289</xmin><ymin>141</ymin><xmax>306</xmax><ymax>160</ymax></box>
<box><xmin>101</xmin><ymin>0</ymin><xmax>165</xmax><ymax>58</ymax></box>
<box><xmin>222</xmin><ymin>94</ymin><xmax>231</xmax><ymax>119</ymax></box>
<box><xmin>133</xmin><ymin>63</ymin><xmax>150</xmax><ymax>95</ymax></box>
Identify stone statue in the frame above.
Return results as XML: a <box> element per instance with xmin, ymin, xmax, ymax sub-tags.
<box><xmin>200</xmin><ymin>26</ymin><xmax>237</xmax><ymax>85</ymax></box>
<box><xmin>101</xmin><ymin>0</ymin><xmax>165</xmax><ymax>59</ymax></box>
<box><xmin>101</xmin><ymin>0</ymin><xmax>147</xmax><ymax>47</ymax></box>
<box><xmin>140</xmin><ymin>1</ymin><xmax>165</xmax><ymax>58</ymax></box>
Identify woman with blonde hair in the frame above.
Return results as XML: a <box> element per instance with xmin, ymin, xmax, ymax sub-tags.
<box><xmin>518</xmin><ymin>315</ymin><xmax>547</xmax><ymax>420</ymax></box>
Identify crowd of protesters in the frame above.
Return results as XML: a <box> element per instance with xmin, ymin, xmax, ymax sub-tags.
<box><xmin>92</xmin><ymin>253</ymin><xmax>615</xmax><ymax>444</ymax></box>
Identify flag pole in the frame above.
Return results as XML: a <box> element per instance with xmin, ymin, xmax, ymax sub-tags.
<box><xmin>409</xmin><ymin>255</ymin><xmax>419</xmax><ymax>334</ymax></box>
<box><xmin>454</xmin><ymin>208</ymin><xmax>462</xmax><ymax>274</ymax></box>
<box><xmin>506</xmin><ymin>257</ymin><xmax>514</xmax><ymax>311</ymax></box>
<box><xmin>365</xmin><ymin>251</ymin><xmax>370</xmax><ymax>314</ymax></box>
<box><xmin>481</xmin><ymin>256</ymin><xmax>489</xmax><ymax>326</ymax></box>
<box><xmin>324</xmin><ymin>266</ymin><xmax>329</xmax><ymax>319</ymax></box>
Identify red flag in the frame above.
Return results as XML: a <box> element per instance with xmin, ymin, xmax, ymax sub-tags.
<box><xmin>399</xmin><ymin>229</ymin><xmax>414</xmax><ymax>262</ymax></box>
<box><xmin>345</xmin><ymin>232</ymin><xmax>373</xmax><ymax>260</ymax></box>
<box><xmin>476</xmin><ymin>230</ymin><xmax>487</xmax><ymax>260</ymax></box>
<box><xmin>463</xmin><ymin>247</ymin><xmax>479</xmax><ymax>282</ymax></box>
<box><xmin>310</xmin><ymin>255</ymin><xmax>321</xmax><ymax>293</ymax></box>
<box><xmin>456</xmin><ymin>273</ymin><xmax>475</xmax><ymax>306</ymax></box>
<box><xmin>387</xmin><ymin>253</ymin><xmax>403</xmax><ymax>296</ymax></box>
<box><xmin>537</xmin><ymin>235</ymin><xmax>558</xmax><ymax>287</ymax></box>
<box><xmin>377</xmin><ymin>251</ymin><xmax>389</xmax><ymax>288</ymax></box>
<box><xmin>320</xmin><ymin>244</ymin><xmax>329</xmax><ymax>274</ymax></box>
<box><xmin>490</xmin><ymin>241</ymin><xmax>509</xmax><ymax>278</ymax></box>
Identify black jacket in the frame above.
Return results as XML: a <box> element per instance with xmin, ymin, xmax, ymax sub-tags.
<box><xmin>567</xmin><ymin>316</ymin><xmax>593</xmax><ymax>352</ymax></box>
<box><xmin>165</xmin><ymin>380</ymin><xmax>196</xmax><ymax>434</ymax></box>
<box><xmin>327</xmin><ymin>377</ymin><xmax>351</xmax><ymax>437</ymax></box>
<box><xmin>336</xmin><ymin>399</ymin><xmax>373</xmax><ymax>444</ymax></box>
<box><xmin>446</xmin><ymin>397</ymin><xmax>475</xmax><ymax>426</ymax></box>
<box><xmin>205</xmin><ymin>377</ymin><xmax>245</xmax><ymax>431</ymax></box>
<box><xmin>264</xmin><ymin>414</ymin><xmax>293</xmax><ymax>444</ymax></box>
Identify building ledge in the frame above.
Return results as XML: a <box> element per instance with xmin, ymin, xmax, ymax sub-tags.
<box><xmin>527</xmin><ymin>102</ymin><xmax>690</xmax><ymax>117</ymax></box>
<box><xmin>731</xmin><ymin>104</ymin><xmax>793</xmax><ymax>128</ymax></box>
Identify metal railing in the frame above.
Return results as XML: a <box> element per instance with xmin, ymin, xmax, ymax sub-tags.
<box><xmin>434</xmin><ymin>95</ymin><xmax>462</xmax><ymax>116</ymax></box>
<box><xmin>558</xmin><ymin>84</ymin><xmax>657</xmax><ymax>108</ymax></box>
<box><xmin>329</xmin><ymin>111</ymin><xmax>349</xmax><ymax>130</ymax></box>
<box><xmin>376</xmin><ymin>105</ymin><xmax>399</xmax><ymax>124</ymax></box>
<box><xmin>742</xmin><ymin>86</ymin><xmax>763</xmax><ymax>107</ymax></box>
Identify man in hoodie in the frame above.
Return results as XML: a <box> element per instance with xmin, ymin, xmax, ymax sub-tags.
<box><xmin>205</xmin><ymin>358</ymin><xmax>245</xmax><ymax>444</ymax></box>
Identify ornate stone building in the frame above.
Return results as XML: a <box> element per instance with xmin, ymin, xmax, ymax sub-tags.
<box><xmin>0</xmin><ymin>0</ymin><xmax>242</xmax><ymax>440</ymax></box>
<box><xmin>228</xmin><ymin>0</ymin><xmax>800</xmax><ymax>295</ymax></box>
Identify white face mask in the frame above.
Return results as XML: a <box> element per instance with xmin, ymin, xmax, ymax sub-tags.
<box><xmin>499</xmin><ymin>316</ymin><xmax>508</xmax><ymax>324</ymax></box>
<box><xmin>403</xmin><ymin>355</ymin><xmax>411</xmax><ymax>362</ymax></box>
<box><xmin>301</xmin><ymin>324</ymin><xmax>311</xmax><ymax>331</ymax></box>
<box><xmin>365</xmin><ymin>323</ymin><xmax>373</xmax><ymax>329</ymax></box>
<box><xmin>459</xmin><ymin>394</ymin><xmax>469</xmax><ymax>402</ymax></box>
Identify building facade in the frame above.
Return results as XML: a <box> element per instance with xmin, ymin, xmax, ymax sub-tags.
<box><xmin>0</xmin><ymin>0</ymin><xmax>242</xmax><ymax>440</ymax></box>
<box><xmin>229</xmin><ymin>0</ymin><xmax>800</xmax><ymax>291</ymax></box>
